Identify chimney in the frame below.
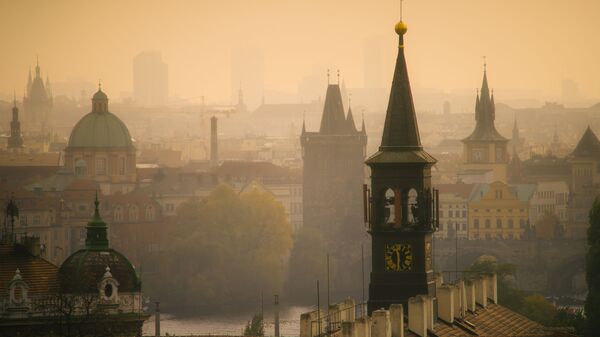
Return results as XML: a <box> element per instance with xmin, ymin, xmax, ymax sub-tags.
<box><xmin>210</xmin><ymin>116</ymin><xmax>218</xmax><ymax>167</ymax></box>
<box><xmin>389</xmin><ymin>304</ymin><xmax>404</xmax><ymax>337</ymax></box>
<box><xmin>408</xmin><ymin>296</ymin><xmax>427</xmax><ymax>337</ymax></box>
<box><xmin>465</xmin><ymin>280</ymin><xmax>476</xmax><ymax>312</ymax></box>
<box><xmin>421</xmin><ymin>295</ymin><xmax>434</xmax><ymax>331</ymax></box>
<box><xmin>371</xmin><ymin>309</ymin><xmax>391</xmax><ymax>337</ymax></box>
<box><xmin>355</xmin><ymin>317</ymin><xmax>370</xmax><ymax>337</ymax></box>
<box><xmin>437</xmin><ymin>285</ymin><xmax>454</xmax><ymax>324</ymax></box>
<box><xmin>21</xmin><ymin>236</ymin><xmax>41</xmax><ymax>257</ymax></box>
<box><xmin>342</xmin><ymin>321</ymin><xmax>355</xmax><ymax>337</ymax></box>
<box><xmin>454</xmin><ymin>280</ymin><xmax>466</xmax><ymax>319</ymax></box>
<box><xmin>486</xmin><ymin>273</ymin><xmax>498</xmax><ymax>304</ymax></box>
<box><xmin>343</xmin><ymin>298</ymin><xmax>356</xmax><ymax>322</ymax></box>
<box><xmin>435</xmin><ymin>272</ymin><xmax>444</xmax><ymax>288</ymax></box>
<box><xmin>474</xmin><ymin>277</ymin><xmax>488</xmax><ymax>308</ymax></box>
<box><xmin>300</xmin><ymin>311</ymin><xmax>321</xmax><ymax>337</ymax></box>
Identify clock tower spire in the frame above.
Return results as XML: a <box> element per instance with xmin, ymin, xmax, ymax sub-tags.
<box><xmin>365</xmin><ymin>16</ymin><xmax>438</xmax><ymax>314</ymax></box>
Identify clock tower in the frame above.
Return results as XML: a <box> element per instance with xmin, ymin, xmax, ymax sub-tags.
<box><xmin>365</xmin><ymin>20</ymin><xmax>438</xmax><ymax>314</ymax></box>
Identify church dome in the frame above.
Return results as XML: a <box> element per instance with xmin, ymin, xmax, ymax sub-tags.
<box><xmin>67</xmin><ymin>89</ymin><xmax>133</xmax><ymax>149</ymax></box>
<box><xmin>59</xmin><ymin>196</ymin><xmax>140</xmax><ymax>293</ymax></box>
<box><xmin>59</xmin><ymin>248</ymin><xmax>140</xmax><ymax>293</ymax></box>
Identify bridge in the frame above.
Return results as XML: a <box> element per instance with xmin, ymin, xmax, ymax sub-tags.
<box><xmin>433</xmin><ymin>238</ymin><xmax>587</xmax><ymax>296</ymax></box>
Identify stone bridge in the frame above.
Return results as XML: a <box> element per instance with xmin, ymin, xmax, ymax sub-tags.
<box><xmin>433</xmin><ymin>238</ymin><xmax>587</xmax><ymax>296</ymax></box>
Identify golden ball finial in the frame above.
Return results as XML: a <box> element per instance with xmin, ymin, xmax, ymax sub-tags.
<box><xmin>395</xmin><ymin>21</ymin><xmax>408</xmax><ymax>35</ymax></box>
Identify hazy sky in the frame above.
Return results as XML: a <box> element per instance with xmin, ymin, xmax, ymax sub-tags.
<box><xmin>1</xmin><ymin>0</ymin><xmax>599</xmax><ymax>103</ymax></box>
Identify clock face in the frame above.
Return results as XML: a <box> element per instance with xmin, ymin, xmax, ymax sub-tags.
<box><xmin>385</xmin><ymin>243</ymin><xmax>412</xmax><ymax>271</ymax></box>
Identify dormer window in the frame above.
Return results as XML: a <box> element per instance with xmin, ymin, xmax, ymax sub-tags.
<box><xmin>98</xmin><ymin>266</ymin><xmax>119</xmax><ymax>303</ymax></box>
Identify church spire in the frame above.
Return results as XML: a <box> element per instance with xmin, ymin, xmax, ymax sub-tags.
<box><xmin>35</xmin><ymin>55</ymin><xmax>41</xmax><ymax>78</ymax></box>
<box><xmin>85</xmin><ymin>192</ymin><xmax>109</xmax><ymax>249</ymax></box>
<box><xmin>319</xmin><ymin>72</ymin><xmax>347</xmax><ymax>134</ymax></box>
<box><xmin>379</xmin><ymin>19</ymin><xmax>421</xmax><ymax>150</ymax></box>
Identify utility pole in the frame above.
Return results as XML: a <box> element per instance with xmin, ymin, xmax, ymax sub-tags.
<box><xmin>326</xmin><ymin>253</ymin><xmax>330</xmax><ymax>333</ymax></box>
<box><xmin>155</xmin><ymin>301</ymin><xmax>160</xmax><ymax>337</ymax></box>
<box><xmin>361</xmin><ymin>244</ymin><xmax>365</xmax><ymax>317</ymax></box>
<box><xmin>316</xmin><ymin>280</ymin><xmax>321</xmax><ymax>337</ymax></box>
<box><xmin>274</xmin><ymin>294</ymin><xmax>280</xmax><ymax>337</ymax></box>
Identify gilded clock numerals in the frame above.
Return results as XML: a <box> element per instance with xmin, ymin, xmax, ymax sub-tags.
<box><xmin>385</xmin><ymin>243</ymin><xmax>412</xmax><ymax>271</ymax></box>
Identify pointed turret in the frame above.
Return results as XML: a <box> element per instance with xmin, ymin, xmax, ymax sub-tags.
<box><xmin>463</xmin><ymin>65</ymin><xmax>507</xmax><ymax>142</ymax></box>
<box><xmin>8</xmin><ymin>91</ymin><xmax>24</xmax><ymax>150</ymax></box>
<box><xmin>361</xmin><ymin>113</ymin><xmax>366</xmax><ymax>134</ymax></box>
<box><xmin>571</xmin><ymin>126</ymin><xmax>600</xmax><ymax>158</ymax></box>
<box><xmin>85</xmin><ymin>192</ymin><xmax>109</xmax><ymax>249</ymax></box>
<box><xmin>346</xmin><ymin>103</ymin><xmax>357</xmax><ymax>133</ymax></box>
<box><xmin>319</xmin><ymin>84</ymin><xmax>348</xmax><ymax>134</ymax></box>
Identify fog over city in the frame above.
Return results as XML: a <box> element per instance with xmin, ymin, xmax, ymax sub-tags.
<box><xmin>1</xmin><ymin>1</ymin><xmax>600</xmax><ymax>337</ymax></box>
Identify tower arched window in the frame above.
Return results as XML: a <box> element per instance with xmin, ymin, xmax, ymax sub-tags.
<box><xmin>75</xmin><ymin>159</ymin><xmax>87</xmax><ymax>177</ymax></box>
<box><xmin>407</xmin><ymin>188</ymin><xmax>418</xmax><ymax>225</ymax></box>
<box><xmin>129</xmin><ymin>205</ymin><xmax>138</xmax><ymax>222</ymax></box>
<box><xmin>145</xmin><ymin>205</ymin><xmax>155</xmax><ymax>221</ymax></box>
<box><xmin>383</xmin><ymin>188</ymin><xmax>398</xmax><ymax>226</ymax></box>
<box><xmin>114</xmin><ymin>206</ymin><xmax>124</xmax><ymax>222</ymax></box>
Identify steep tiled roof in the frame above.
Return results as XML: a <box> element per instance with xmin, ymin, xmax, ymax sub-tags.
<box><xmin>570</xmin><ymin>126</ymin><xmax>600</xmax><ymax>158</ymax></box>
<box><xmin>0</xmin><ymin>243</ymin><xmax>59</xmax><ymax>296</ymax></box>
<box><xmin>405</xmin><ymin>303</ymin><xmax>566</xmax><ymax>337</ymax></box>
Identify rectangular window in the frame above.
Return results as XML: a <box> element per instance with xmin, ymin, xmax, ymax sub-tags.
<box><xmin>96</xmin><ymin>158</ymin><xmax>106</xmax><ymax>175</ymax></box>
<box><xmin>119</xmin><ymin>157</ymin><xmax>126</xmax><ymax>175</ymax></box>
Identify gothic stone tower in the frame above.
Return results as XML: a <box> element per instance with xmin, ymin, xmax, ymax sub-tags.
<box><xmin>301</xmin><ymin>82</ymin><xmax>367</xmax><ymax>244</ymax></box>
<box><xmin>8</xmin><ymin>96</ymin><xmax>24</xmax><ymax>151</ymax></box>
<box><xmin>462</xmin><ymin>67</ymin><xmax>509</xmax><ymax>182</ymax></box>
<box><xmin>23</xmin><ymin>59</ymin><xmax>53</xmax><ymax>133</ymax></box>
<box><xmin>366</xmin><ymin>20</ymin><xmax>438</xmax><ymax>314</ymax></box>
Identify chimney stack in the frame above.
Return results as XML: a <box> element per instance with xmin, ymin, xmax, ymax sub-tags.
<box><xmin>389</xmin><ymin>304</ymin><xmax>404</xmax><ymax>337</ymax></box>
<box><xmin>436</xmin><ymin>286</ymin><xmax>454</xmax><ymax>324</ymax></box>
<box><xmin>486</xmin><ymin>273</ymin><xmax>498</xmax><ymax>304</ymax></box>
<box><xmin>210</xmin><ymin>116</ymin><xmax>218</xmax><ymax>167</ymax></box>
<box><xmin>465</xmin><ymin>280</ymin><xmax>476</xmax><ymax>312</ymax></box>
<box><xmin>474</xmin><ymin>276</ymin><xmax>488</xmax><ymax>308</ymax></box>
<box><xmin>408</xmin><ymin>296</ymin><xmax>427</xmax><ymax>337</ymax></box>
<box><xmin>371</xmin><ymin>309</ymin><xmax>391</xmax><ymax>337</ymax></box>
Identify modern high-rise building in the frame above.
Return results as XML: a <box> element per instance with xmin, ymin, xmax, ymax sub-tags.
<box><xmin>133</xmin><ymin>51</ymin><xmax>168</xmax><ymax>106</ymax></box>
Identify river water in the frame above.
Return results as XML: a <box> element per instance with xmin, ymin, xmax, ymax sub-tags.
<box><xmin>142</xmin><ymin>306</ymin><xmax>311</xmax><ymax>337</ymax></box>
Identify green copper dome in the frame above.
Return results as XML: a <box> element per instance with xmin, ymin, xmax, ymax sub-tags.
<box><xmin>67</xmin><ymin>89</ymin><xmax>134</xmax><ymax>149</ymax></box>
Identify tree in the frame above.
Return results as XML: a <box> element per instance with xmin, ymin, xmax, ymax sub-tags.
<box><xmin>585</xmin><ymin>197</ymin><xmax>600</xmax><ymax>336</ymax></box>
<box><xmin>243</xmin><ymin>313</ymin><xmax>265</xmax><ymax>337</ymax></box>
<box><xmin>146</xmin><ymin>185</ymin><xmax>294</xmax><ymax>313</ymax></box>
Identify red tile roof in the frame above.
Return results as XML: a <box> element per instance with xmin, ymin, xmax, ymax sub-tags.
<box><xmin>0</xmin><ymin>243</ymin><xmax>59</xmax><ymax>297</ymax></box>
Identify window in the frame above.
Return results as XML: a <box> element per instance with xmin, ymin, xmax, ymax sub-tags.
<box><xmin>129</xmin><ymin>205</ymin><xmax>139</xmax><ymax>221</ymax></box>
<box><xmin>439</xmin><ymin>223</ymin><xmax>444</xmax><ymax>230</ymax></box>
<box><xmin>462</xmin><ymin>223</ymin><xmax>467</xmax><ymax>231</ymax></box>
<box><xmin>519</xmin><ymin>219</ymin><xmax>526</xmax><ymax>228</ymax></box>
<box><xmin>114</xmin><ymin>206</ymin><xmax>124</xmax><ymax>222</ymax></box>
<box><xmin>165</xmin><ymin>204</ymin><xmax>174</xmax><ymax>212</ymax></box>
<box><xmin>462</xmin><ymin>211</ymin><xmax>467</xmax><ymax>218</ymax></box>
<box><xmin>474</xmin><ymin>219</ymin><xmax>479</xmax><ymax>228</ymax></box>
<box><xmin>496</xmin><ymin>219</ymin><xmax>502</xmax><ymax>228</ymax></box>
<box><xmin>96</xmin><ymin>158</ymin><xmax>106</xmax><ymax>175</ymax></box>
<box><xmin>508</xmin><ymin>219</ymin><xmax>514</xmax><ymax>228</ymax></box>
<box><xmin>440</xmin><ymin>210</ymin><xmax>444</xmax><ymax>218</ymax></box>
<box><xmin>33</xmin><ymin>215</ymin><xmax>40</xmax><ymax>225</ymax></box>
<box><xmin>449</xmin><ymin>210</ymin><xmax>453</xmax><ymax>218</ymax></box>
<box><xmin>119</xmin><ymin>157</ymin><xmax>126</xmax><ymax>175</ymax></box>
<box><xmin>145</xmin><ymin>205</ymin><xmax>155</xmax><ymax>221</ymax></box>
<box><xmin>485</xmin><ymin>219</ymin><xmax>491</xmax><ymax>228</ymax></box>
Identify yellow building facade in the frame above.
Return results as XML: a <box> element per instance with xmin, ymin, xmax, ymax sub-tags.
<box><xmin>468</xmin><ymin>181</ymin><xmax>535</xmax><ymax>240</ymax></box>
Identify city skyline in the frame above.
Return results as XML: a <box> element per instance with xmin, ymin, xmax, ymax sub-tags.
<box><xmin>0</xmin><ymin>0</ymin><xmax>598</xmax><ymax>105</ymax></box>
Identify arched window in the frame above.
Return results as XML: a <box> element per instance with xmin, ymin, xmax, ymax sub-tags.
<box><xmin>496</xmin><ymin>219</ymin><xmax>502</xmax><ymax>228</ymax></box>
<box><xmin>129</xmin><ymin>205</ymin><xmax>138</xmax><ymax>222</ymax></box>
<box><xmin>508</xmin><ymin>219</ymin><xmax>514</xmax><ymax>228</ymax></box>
<box><xmin>474</xmin><ymin>219</ymin><xmax>480</xmax><ymax>228</ymax></box>
<box><xmin>75</xmin><ymin>159</ymin><xmax>87</xmax><ymax>177</ymax></box>
<box><xmin>114</xmin><ymin>206</ymin><xmax>124</xmax><ymax>222</ymax></box>
<box><xmin>145</xmin><ymin>205</ymin><xmax>155</xmax><ymax>221</ymax></box>
<box><xmin>383</xmin><ymin>188</ymin><xmax>397</xmax><ymax>226</ymax></box>
<box><xmin>485</xmin><ymin>219</ymin><xmax>491</xmax><ymax>228</ymax></box>
<box><xmin>407</xmin><ymin>188</ymin><xmax>418</xmax><ymax>225</ymax></box>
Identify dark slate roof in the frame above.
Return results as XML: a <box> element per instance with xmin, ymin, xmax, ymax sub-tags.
<box><xmin>366</xmin><ymin>25</ymin><xmax>436</xmax><ymax>166</ymax></box>
<box><xmin>570</xmin><ymin>126</ymin><xmax>600</xmax><ymax>158</ymax></box>
<box><xmin>463</xmin><ymin>70</ymin><xmax>508</xmax><ymax>143</ymax></box>
<box><xmin>319</xmin><ymin>84</ymin><xmax>348</xmax><ymax>134</ymax></box>
<box><xmin>0</xmin><ymin>243</ymin><xmax>59</xmax><ymax>296</ymax></box>
<box><xmin>59</xmin><ymin>248</ymin><xmax>140</xmax><ymax>293</ymax></box>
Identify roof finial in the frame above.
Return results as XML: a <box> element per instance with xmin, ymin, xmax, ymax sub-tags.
<box><xmin>400</xmin><ymin>0</ymin><xmax>404</xmax><ymax>21</ymax></box>
<box><xmin>327</xmin><ymin>69</ymin><xmax>330</xmax><ymax>85</ymax></box>
<box><xmin>94</xmin><ymin>190</ymin><xmax>100</xmax><ymax>213</ymax></box>
<box><xmin>98</xmin><ymin>80</ymin><xmax>102</xmax><ymax>91</ymax></box>
<box><xmin>36</xmin><ymin>54</ymin><xmax>39</xmax><ymax>67</ymax></box>
<box><xmin>483</xmin><ymin>56</ymin><xmax>487</xmax><ymax>73</ymax></box>
<box><xmin>337</xmin><ymin>69</ymin><xmax>340</xmax><ymax>85</ymax></box>
<box><xmin>13</xmin><ymin>90</ymin><xmax>16</xmax><ymax>107</ymax></box>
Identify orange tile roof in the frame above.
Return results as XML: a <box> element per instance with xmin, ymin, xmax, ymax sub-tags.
<box><xmin>0</xmin><ymin>243</ymin><xmax>59</xmax><ymax>297</ymax></box>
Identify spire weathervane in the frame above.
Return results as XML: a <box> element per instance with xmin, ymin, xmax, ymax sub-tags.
<box><xmin>400</xmin><ymin>0</ymin><xmax>404</xmax><ymax>21</ymax></box>
<box><xmin>327</xmin><ymin>69</ymin><xmax>330</xmax><ymax>85</ymax></box>
<box><xmin>337</xmin><ymin>69</ymin><xmax>340</xmax><ymax>85</ymax></box>
<box><xmin>483</xmin><ymin>56</ymin><xmax>487</xmax><ymax>73</ymax></box>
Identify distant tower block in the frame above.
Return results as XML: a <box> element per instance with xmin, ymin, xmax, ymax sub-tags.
<box><xmin>210</xmin><ymin>116</ymin><xmax>219</xmax><ymax>167</ymax></box>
